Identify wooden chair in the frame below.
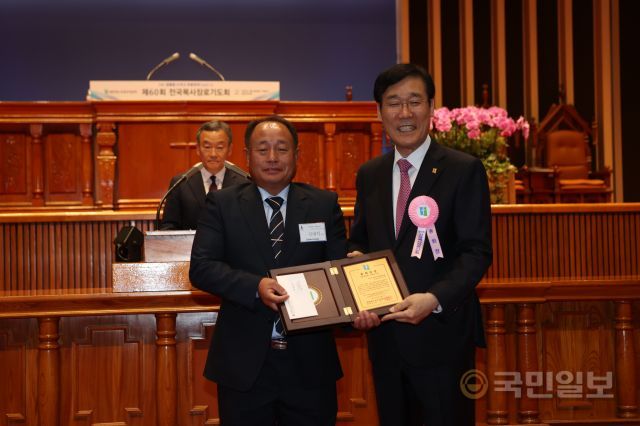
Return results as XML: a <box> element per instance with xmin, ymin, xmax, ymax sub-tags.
<box><xmin>531</xmin><ymin>103</ymin><xmax>612</xmax><ymax>203</ymax></box>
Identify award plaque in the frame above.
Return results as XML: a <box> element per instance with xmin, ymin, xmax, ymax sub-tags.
<box><xmin>269</xmin><ymin>250</ymin><xmax>410</xmax><ymax>333</ymax></box>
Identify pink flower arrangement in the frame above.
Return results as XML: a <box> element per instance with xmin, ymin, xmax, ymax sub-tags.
<box><xmin>432</xmin><ymin>106</ymin><xmax>530</xmax><ymax>140</ymax></box>
<box><xmin>431</xmin><ymin>106</ymin><xmax>530</xmax><ymax>203</ymax></box>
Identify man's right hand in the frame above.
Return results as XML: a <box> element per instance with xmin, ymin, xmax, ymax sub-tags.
<box><xmin>347</xmin><ymin>250</ymin><xmax>364</xmax><ymax>258</ymax></box>
<box><xmin>258</xmin><ymin>277</ymin><xmax>289</xmax><ymax>311</ymax></box>
<box><xmin>353</xmin><ymin>310</ymin><xmax>381</xmax><ymax>330</ymax></box>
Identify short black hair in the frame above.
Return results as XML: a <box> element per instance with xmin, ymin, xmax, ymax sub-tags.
<box><xmin>244</xmin><ymin>115</ymin><xmax>299</xmax><ymax>150</ymax></box>
<box><xmin>196</xmin><ymin>120</ymin><xmax>233</xmax><ymax>146</ymax></box>
<box><xmin>373</xmin><ymin>63</ymin><xmax>436</xmax><ymax>104</ymax></box>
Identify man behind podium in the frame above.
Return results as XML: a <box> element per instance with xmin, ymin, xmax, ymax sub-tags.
<box><xmin>189</xmin><ymin>115</ymin><xmax>346</xmax><ymax>425</ymax></box>
<box><xmin>159</xmin><ymin>120</ymin><xmax>248</xmax><ymax>230</ymax></box>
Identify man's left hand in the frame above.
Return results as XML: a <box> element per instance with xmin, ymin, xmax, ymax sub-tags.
<box><xmin>381</xmin><ymin>292</ymin><xmax>440</xmax><ymax>325</ymax></box>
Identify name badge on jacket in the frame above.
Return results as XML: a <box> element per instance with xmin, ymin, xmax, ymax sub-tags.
<box><xmin>299</xmin><ymin>223</ymin><xmax>327</xmax><ymax>242</ymax></box>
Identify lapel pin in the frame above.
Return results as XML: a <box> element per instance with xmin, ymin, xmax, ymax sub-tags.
<box><xmin>432</xmin><ymin>168</ymin><xmax>438</xmax><ymax>174</ymax></box>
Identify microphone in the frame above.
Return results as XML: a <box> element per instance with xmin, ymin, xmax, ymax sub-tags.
<box><xmin>155</xmin><ymin>162</ymin><xmax>203</xmax><ymax>229</ymax></box>
<box><xmin>224</xmin><ymin>160</ymin><xmax>251</xmax><ymax>179</ymax></box>
<box><xmin>189</xmin><ymin>52</ymin><xmax>226</xmax><ymax>81</ymax></box>
<box><xmin>146</xmin><ymin>52</ymin><xmax>180</xmax><ymax>80</ymax></box>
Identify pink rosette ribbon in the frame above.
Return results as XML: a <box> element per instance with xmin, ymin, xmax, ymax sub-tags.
<box><xmin>407</xmin><ymin>196</ymin><xmax>444</xmax><ymax>260</ymax></box>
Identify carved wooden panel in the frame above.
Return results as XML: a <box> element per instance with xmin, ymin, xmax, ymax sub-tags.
<box><xmin>538</xmin><ymin>302</ymin><xmax>616</xmax><ymax>421</ymax></box>
<box><xmin>60</xmin><ymin>315</ymin><xmax>156</xmax><ymax>426</ymax></box>
<box><xmin>0</xmin><ymin>319</ymin><xmax>35</xmax><ymax>424</ymax></box>
<box><xmin>334</xmin><ymin>330</ymin><xmax>378</xmax><ymax>425</ymax></box>
<box><xmin>487</xmin><ymin>208</ymin><xmax>640</xmax><ymax>280</ymax></box>
<box><xmin>0</xmin><ymin>133</ymin><xmax>31</xmax><ymax>205</ymax></box>
<box><xmin>45</xmin><ymin>133</ymin><xmax>83</xmax><ymax>205</ymax></box>
<box><xmin>295</xmin><ymin>131</ymin><xmax>323</xmax><ymax>188</ymax></box>
<box><xmin>116</xmin><ymin>123</ymin><xmax>194</xmax><ymax>208</ymax></box>
<box><xmin>177</xmin><ymin>313</ymin><xmax>219</xmax><ymax>425</ymax></box>
<box><xmin>336</xmin><ymin>131</ymin><xmax>368</xmax><ymax>198</ymax></box>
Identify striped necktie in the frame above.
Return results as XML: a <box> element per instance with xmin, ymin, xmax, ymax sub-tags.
<box><xmin>265</xmin><ymin>196</ymin><xmax>284</xmax><ymax>260</ymax></box>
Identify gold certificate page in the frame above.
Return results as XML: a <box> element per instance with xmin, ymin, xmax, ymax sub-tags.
<box><xmin>342</xmin><ymin>258</ymin><xmax>403</xmax><ymax>311</ymax></box>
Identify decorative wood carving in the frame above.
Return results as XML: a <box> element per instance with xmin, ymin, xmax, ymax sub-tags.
<box><xmin>30</xmin><ymin>124</ymin><xmax>44</xmax><ymax>207</ymax></box>
<box><xmin>615</xmin><ymin>301</ymin><xmax>638</xmax><ymax>418</ymax></box>
<box><xmin>95</xmin><ymin>122</ymin><xmax>116</xmax><ymax>209</ymax></box>
<box><xmin>156</xmin><ymin>313</ymin><xmax>178</xmax><ymax>426</ymax></box>
<box><xmin>516</xmin><ymin>303</ymin><xmax>539</xmax><ymax>424</ymax></box>
<box><xmin>79</xmin><ymin>124</ymin><xmax>93</xmax><ymax>205</ymax></box>
<box><xmin>486</xmin><ymin>304</ymin><xmax>508</xmax><ymax>425</ymax></box>
<box><xmin>324</xmin><ymin>122</ymin><xmax>337</xmax><ymax>191</ymax></box>
<box><xmin>37</xmin><ymin>317</ymin><xmax>59</xmax><ymax>426</ymax></box>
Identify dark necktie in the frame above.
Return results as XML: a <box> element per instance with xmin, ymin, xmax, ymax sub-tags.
<box><xmin>396</xmin><ymin>159</ymin><xmax>413</xmax><ymax>237</ymax></box>
<box><xmin>207</xmin><ymin>175</ymin><xmax>217</xmax><ymax>195</ymax></box>
<box><xmin>265</xmin><ymin>197</ymin><xmax>285</xmax><ymax>261</ymax></box>
<box><xmin>266</xmin><ymin>196</ymin><xmax>286</xmax><ymax>337</ymax></box>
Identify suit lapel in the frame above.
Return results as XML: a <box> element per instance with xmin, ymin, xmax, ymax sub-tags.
<box><xmin>187</xmin><ymin>173</ymin><xmax>206</xmax><ymax>210</ymax></box>
<box><xmin>395</xmin><ymin>142</ymin><xmax>446</xmax><ymax>246</ymax></box>
<box><xmin>376</xmin><ymin>152</ymin><xmax>396</xmax><ymax>245</ymax></box>
<box><xmin>278</xmin><ymin>184</ymin><xmax>308</xmax><ymax>267</ymax></box>
<box><xmin>238</xmin><ymin>184</ymin><xmax>275</xmax><ymax>269</ymax></box>
<box><xmin>221</xmin><ymin>168</ymin><xmax>240</xmax><ymax>189</ymax></box>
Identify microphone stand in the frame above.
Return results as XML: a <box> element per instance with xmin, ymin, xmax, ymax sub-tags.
<box><xmin>146</xmin><ymin>52</ymin><xmax>180</xmax><ymax>80</ymax></box>
<box><xmin>189</xmin><ymin>53</ymin><xmax>226</xmax><ymax>81</ymax></box>
<box><xmin>155</xmin><ymin>163</ymin><xmax>203</xmax><ymax>229</ymax></box>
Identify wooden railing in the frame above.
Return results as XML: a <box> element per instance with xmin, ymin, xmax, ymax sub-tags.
<box><xmin>1</xmin><ymin>204</ymin><xmax>639</xmax><ymax>425</ymax></box>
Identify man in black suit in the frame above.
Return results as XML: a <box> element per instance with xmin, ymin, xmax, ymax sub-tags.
<box><xmin>349</xmin><ymin>64</ymin><xmax>492</xmax><ymax>425</ymax></box>
<box><xmin>189</xmin><ymin>115</ymin><xmax>346</xmax><ymax>425</ymax></box>
<box><xmin>159</xmin><ymin>120</ymin><xmax>248</xmax><ymax>230</ymax></box>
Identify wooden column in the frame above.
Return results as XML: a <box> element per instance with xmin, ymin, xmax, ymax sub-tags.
<box><xmin>95</xmin><ymin>122</ymin><xmax>116</xmax><ymax>209</ymax></box>
<box><xmin>323</xmin><ymin>123</ymin><xmax>337</xmax><ymax>191</ymax></box>
<box><xmin>30</xmin><ymin>124</ymin><xmax>44</xmax><ymax>207</ymax></box>
<box><xmin>370</xmin><ymin>122</ymin><xmax>383</xmax><ymax>159</ymax></box>
<box><xmin>614</xmin><ymin>301</ymin><xmax>638</xmax><ymax>418</ymax></box>
<box><xmin>156</xmin><ymin>313</ymin><xmax>177</xmax><ymax>426</ymax></box>
<box><xmin>37</xmin><ymin>317</ymin><xmax>60</xmax><ymax>426</ymax></box>
<box><xmin>485</xmin><ymin>304</ymin><xmax>508</xmax><ymax>425</ymax></box>
<box><xmin>516</xmin><ymin>303</ymin><xmax>539</xmax><ymax>424</ymax></box>
<box><xmin>79</xmin><ymin>123</ymin><xmax>93</xmax><ymax>205</ymax></box>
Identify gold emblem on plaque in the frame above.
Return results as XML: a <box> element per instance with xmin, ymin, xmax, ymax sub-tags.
<box><xmin>309</xmin><ymin>286</ymin><xmax>323</xmax><ymax>306</ymax></box>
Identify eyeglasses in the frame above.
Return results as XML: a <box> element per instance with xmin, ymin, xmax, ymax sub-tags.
<box><xmin>383</xmin><ymin>98</ymin><xmax>428</xmax><ymax>112</ymax></box>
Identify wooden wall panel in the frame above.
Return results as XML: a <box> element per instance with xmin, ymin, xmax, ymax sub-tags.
<box><xmin>538</xmin><ymin>301</ymin><xmax>616</xmax><ymax>421</ymax></box>
<box><xmin>2</xmin><ymin>205</ymin><xmax>640</xmax><ymax>425</ymax></box>
<box><xmin>45</xmin><ymin>133</ymin><xmax>82</xmax><ymax>205</ymax></box>
<box><xmin>116</xmin><ymin>123</ymin><xmax>195</xmax><ymax>207</ymax></box>
<box><xmin>0</xmin><ymin>101</ymin><xmax>379</xmax><ymax>210</ymax></box>
<box><xmin>0</xmin><ymin>217</ymin><xmax>155</xmax><ymax>293</ymax></box>
<box><xmin>295</xmin><ymin>130</ymin><xmax>323</xmax><ymax>188</ymax></box>
<box><xmin>176</xmin><ymin>313</ymin><xmax>219</xmax><ymax>425</ymax></box>
<box><xmin>0</xmin><ymin>319</ymin><xmax>36</xmax><ymax>424</ymax></box>
<box><xmin>58</xmin><ymin>315</ymin><xmax>157</xmax><ymax>426</ymax></box>
<box><xmin>486</xmin><ymin>207</ymin><xmax>640</xmax><ymax>280</ymax></box>
<box><xmin>336</xmin><ymin>131</ymin><xmax>368</xmax><ymax>199</ymax></box>
<box><xmin>0</xmin><ymin>313</ymin><xmax>381</xmax><ymax>426</ymax></box>
<box><xmin>0</xmin><ymin>133</ymin><xmax>31</xmax><ymax>206</ymax></box>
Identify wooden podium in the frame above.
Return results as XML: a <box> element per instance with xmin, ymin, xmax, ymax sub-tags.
<box><xmin>112</xmin><ymin>230</ymin><xmax>195</xmax><ymax>292</ymax></box>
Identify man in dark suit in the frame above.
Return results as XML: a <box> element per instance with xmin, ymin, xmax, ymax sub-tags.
<box><xmin>189</xmin><ymin>115</ymin><xmax>346</xmax><ymax>425</ymax></box>
<box><xmin>159</xmin><ymin>120</ymin><xmax>248</xmax><ymax>230</ymax></box>
<box><xmin>349</xmin><ymin>64</ymin><xmax>492</xmax><ymax>426</ymax></box>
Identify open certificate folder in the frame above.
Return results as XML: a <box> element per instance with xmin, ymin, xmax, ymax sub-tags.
<box><xmin>270</xmin><ymin>250</ymin><xmax>410</xmax><ymax>333</ymax></box>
